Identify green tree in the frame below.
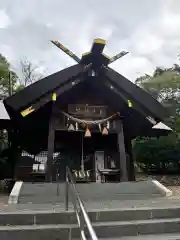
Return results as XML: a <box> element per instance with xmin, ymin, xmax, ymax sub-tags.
<box><xmin>0</xmin><ymin>54</ymin><xmax>18</xmax><ymax>98</ymax></box>
<box><xmin>0</xmin><ymin>54</ymin><xmax>22</xmax><ymax>180</ymax></box>
<box><xmin>134</xmin><ymin>134</ymin><xmax>180</xmax><ymax>173</ymax></box>
<box><xmin>134</xmin><ymin>65</ymin><xmax>180</xmax><ymax>173</ymax></box>
<box><xmin>0</xmin><ymin>55</ymin><xmax>43</xmax><ymax>97</ymax></box>
<box><xmin>135</xmin><ymin>66</ymin><xmax>180</xmax><ymax>114</ymax></box>
<box><xmin>0</xmin><ymin>54</ymin><xmax>44</xmax><ymax>179</ymax></box>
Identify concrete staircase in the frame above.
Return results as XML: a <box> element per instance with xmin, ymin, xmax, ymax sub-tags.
<box><xmin>18</xmin><ymin>181</ymin><xmax>168</xmax><ymax>204</ymax></box>
<box><xmin>1</xmin><ymin>206</ymin><xmax>180</xmax><ymax>239</ymax></box>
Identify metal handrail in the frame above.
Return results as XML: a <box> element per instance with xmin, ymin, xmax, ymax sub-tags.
<box><xmin>65</xmin><ymin>167</ymin><xmax>98</xmax><ymax>240</ymax></box>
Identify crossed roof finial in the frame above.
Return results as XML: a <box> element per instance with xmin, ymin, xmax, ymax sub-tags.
<box><xmin>51</xmin><ymin>38</ymin><xmax>129</xmax><ymax>67</ymax></box>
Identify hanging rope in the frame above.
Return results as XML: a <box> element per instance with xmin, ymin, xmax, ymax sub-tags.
<box><xmin>61</xmin><ymin>111</ymin><xmax>118</xmax><ymax>125</ymax></box>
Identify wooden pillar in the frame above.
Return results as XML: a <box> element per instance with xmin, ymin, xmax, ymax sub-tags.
<box><xmin>46</xmin><ymin>116</ymin><xmax>55</xmax><ymax>182</ymax></box>
<box><xmin>125</xmin><ymin>138</ymin><xmax>136</xmax><ymax>181</ymax></box>
<box><xmin>116</xmin><ymin>120</ymin><xmax>128</xmax><ymax>182</ymax></box>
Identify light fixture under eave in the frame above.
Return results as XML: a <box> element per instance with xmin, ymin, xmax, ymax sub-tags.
<box><xmin>85</xmin><ymin>128</ymin><xmax>91</xmax><ymax>137</ymax></box>
<box><xmin>102</xmin><ymin>127</ymin><xmax>108</xmax><ymax>135</ymax></box>
<box><xmin>52</xmin><ymin>92</ymin><xmax>57</xmax><ymax>101</ymax></box>
<box><xmin>68</xmin><ymin>124</ymin><xmax>75</xmax><ymax>131</ymax></box>
<box><xmin>127</xmin><ymin>99</ymin><xmax>132</xmax><ymax>107</ymax></box>
<box><xmin>92</xmin><ymin>70</ymin><xmax>95</xmax><ymax>76</ymax></box>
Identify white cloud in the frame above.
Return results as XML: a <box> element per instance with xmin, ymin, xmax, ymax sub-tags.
<box><xmin>0</xmin><ymin>9</ymin><xmax>11</xmax><ymax>28</ymax></box>
<box><xmin>161</xmin><ymin>14</ymin><xmax>180</xmax><ymax>37</ymax></box>
<box><xmin>0</xmin><ymin>0</ymin><xmax>180</xmax><ymax>82</ymax></box>
<box><xmin>111</xmin><ymin>55</ymin><xmax>154</xmax><ymax>81</ymax></box>
<box><xmin>133</xmin><ymin>31</ymin><xmax>164</xmax><ymax>56</ymax></box>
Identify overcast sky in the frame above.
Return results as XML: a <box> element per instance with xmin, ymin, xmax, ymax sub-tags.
<box><xmin>0</xmin><ymin>0</ymin><xmax>180</xmax><ymax>81</ymax></box>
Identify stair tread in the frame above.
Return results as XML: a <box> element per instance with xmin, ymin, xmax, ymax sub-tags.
<box><xmin>99</xmin><ymin>233</ymin><xmax>180</xmax><ymax>239</ymax></box>
<box><xmin>17</xmin><ymin>198</ymin><xmax>180</xmax><ymax>210</ymax></box>
<box><xmin>3</xmin><ymin>204</ymin><xmax>180</xmax><ymax>214</ymax></box>
<box><xmin>91</xmin><ymin>217</ymin><xmax>180</xmax><ymax>226</ymax></box>
<box><xmin>1</xmin><ymin>217</ymin><xmax>180</xmax><ymax>230</ymax></box>
<box><xmin>4</xmin><ymin>203</ymin><xmax>180</xmax><ymax>213</ymax></box>
<box><xmin>0</xmin><ymin>223</ymin><xmax>77</xmax><ymax>230</ymax></box>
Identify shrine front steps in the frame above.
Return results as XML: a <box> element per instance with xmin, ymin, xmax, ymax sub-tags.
<box><xmin>0</xmin><ymin>207</ymin><xmax>180</xmax><ymax>239</ymax></box>
<box><xmin>1</xmin><ymin>220</ymin><xmax>180</xmax><ymax>240</ymax></box>
<box><xmin>1</xmin><ymin>206</ymin><xmax>180</xmax><ymax>225</ymax></box>
<box><xmin>17</xmin><ymin>181</ymin><xmax>172</xmax><ymax>204</ymax></box>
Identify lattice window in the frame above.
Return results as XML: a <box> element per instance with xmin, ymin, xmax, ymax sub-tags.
<box><xmin>21</xmin><ymin>151</ymin><xmax>60</xmax><ymax>163</ymax></box>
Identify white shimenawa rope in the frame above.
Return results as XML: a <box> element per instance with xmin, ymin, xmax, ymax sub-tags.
<box><xmin>61</xmin><ymin>111</ymin><xmax>118</xmax><ymax>125</ymax></box>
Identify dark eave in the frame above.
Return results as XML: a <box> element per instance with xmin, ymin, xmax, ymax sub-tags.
<box><xmin>18</xmin><ymin>65</ymin><xmax>92</xmax><ymax>119</ymax></box>
<box><xmin>4</xmin><ymin>64</ymin><xmax>85</xmax><ymax>113</ymax></box>
<box><xmin>99</xmin><ymin>78</ymin><xmax>157</xmax><ymax>124</ymax></box>
<box><xmin>104</xmin><ymin>66</ymin><xmax>168</xmax><ymax>121</ymax></box>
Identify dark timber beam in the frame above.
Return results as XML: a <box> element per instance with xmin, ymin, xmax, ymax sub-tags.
<box><xmin>109</xmin><ymin>51</ymin><xmax>129</xmax><ymax>64</ymax></box>
<box><xmin>91</xmin><ymin>38</ymin><xmax>106</xmax><ymax>55</ymax></box>
<box><xmin>80</xmin><ymin>39</ymin><xmax>110</xmax><ymax>66</ymax></box>
<box><xmin>116</xmin><ymin>120</ymin><xmax>128</xmax><ymax>182</ymax></box>
<box><xmin>51</xmin><ymin>40</ymin><xmax>81</xmax><ymax>63</ymax></box>
<box><xmin>46</xmin><ymin>108</ymin><xmax>56</xmax><ymax>182</ymax></box>
<box><xmin>125</xmin><ymin>137</ymin><xmax>136</xmax><ymax>181</ymax></box>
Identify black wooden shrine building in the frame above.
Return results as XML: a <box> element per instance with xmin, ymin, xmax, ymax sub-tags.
<box><xmin>2</xmin><ymin>39</ymin><xmax>170</xmax><ymax>182</ymax></box>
